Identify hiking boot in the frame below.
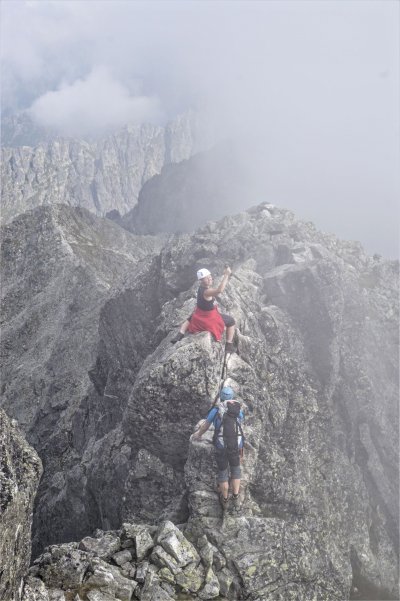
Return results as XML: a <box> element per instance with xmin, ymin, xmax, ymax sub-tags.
<box><xmin>171</xmin><ymin>332</ymin><xmax>184</xmax><ymax>344</ymax></box>
<box><xmin>219</xmin><ymin>493</ymin><xmax>229</xmax><ymax>511</ymax></box>
<box><xmin>225</xmin><ymin>341</ymin><xmax>235</xmax><ymax>353</ymax></box>
<box><xmin>232</xmin><ymin>493</ymin><xmax>241</xmax><ymax>513</ymax></box>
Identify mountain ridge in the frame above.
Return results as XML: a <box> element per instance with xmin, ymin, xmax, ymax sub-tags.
<box><xmin>1</xmin><ymin>111</ymin><xmax>208</xmax><ymax>225</ymax></box>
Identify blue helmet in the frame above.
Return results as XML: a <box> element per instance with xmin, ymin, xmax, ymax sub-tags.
<box><xmin>220</xmin><ymin>386</ymin><xmax>234</xmax><ymax>401</ymax></box>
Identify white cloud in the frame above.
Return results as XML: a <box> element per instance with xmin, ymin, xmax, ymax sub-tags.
<box><xmin>28</xmin><ymin>66</ymin><xmax>163</xmax><ymax>136</ymax></box>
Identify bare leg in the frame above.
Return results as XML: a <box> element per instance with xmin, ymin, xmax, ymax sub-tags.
<box><xmin>219</xmin><ymin>481</ymin><xmax>229</xmax><ymax>499</ymax></box>
<box><xmin>226</xmin><ymin>325</ymin><xmax>235</xmax><ymax>343</ymax></box>
<box><xmin>231</xmin><ymin>478</ymin><xmax>240</xmax><ymax>495</ymax></box>
<box><xmin>171</xmin><ymin>320</ymin><xmax>190</xmax><ymax>344</ymax></box>
<box><xmin>179</xmin><ymin>320</ymin><xmax>190</xmax><ymax>334</ymax></box>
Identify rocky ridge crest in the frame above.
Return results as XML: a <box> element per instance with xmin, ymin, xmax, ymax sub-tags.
<box><xmin>0</xmin><ymin>202</ymin><xmax>398</xmax><ymax>600</ymax></box>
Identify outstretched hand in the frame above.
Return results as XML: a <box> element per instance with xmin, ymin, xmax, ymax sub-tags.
<box><xmin>224</xmin><ymin>266</ymin><xmax>232</xmax><ymax>277</ymax></box>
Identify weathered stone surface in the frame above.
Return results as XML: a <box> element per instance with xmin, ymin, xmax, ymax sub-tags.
<box><xmin>175</xmin><ymin>562</ymin><xmax>205</xmax><ymax>593</ymax></box>
<box><xmin>85</xmin><ymin>559</ymin><xmax>136</xmax><ymax>601</ymax></box>
<box><xmin>0</xmin><ymin>410</ymin><xmax>42</xmax><ymax>601</ymax></box>
<box><xmin>216</xmin><ymin>568</ymin><xmax>233</xmax><ymax>597</ymax></box>
<box><xmin>79</xmin><ymin>533</ymin><xmax>121</xmax><ymax>560</ymax></box>
<box><xmin>150</xmin><ymin>546</ymin><xmax>181</xmax><ymax>575</ymax></box>
<box><xmin>159</xmin><ymin>532</ymin><xmax>200</xmax><ymax>568</ymax></box>
<box><xmin>119</xmin><ymin>563</ymin><xmax>136</xmax><ymax>580</ymax></box>
<box><xmin>134</xmin><ymin>561</ymin><xmax>149</xmax><ymax>584</ymax></box>
<box><xmin>156</xmin><ymin>521</ymin><xmax>200</xmax><ymax>566</ymax></box>
<box><xmin>157</xmin><ymin>567</ymin><xmax>175</xmax><ymax>584</ymax></box>
<box><xmin>2</xmin><ymin>202</ymin><xmax>399</xmax><ymax>600</ymax></box>
<box><xmin>21</xmin><ymin>576</ymin><xmax>50</xmax><ymax>601</ymax></box>
<box><xmin>134</xmin><ymin>529</ymin><xmax>154</xmax><ymax>562</ymax></box>
<box><xmin>35</xmin><ymin>546</ymin><xmax>91</xmax><ymax>589</ymax></box>
<box><xmin>159</xmin><ymin>580</ymin><xmax>176</xmax><ymax>598</ymax></box>
<box><xmin>139</xmin><ymin>566</ymin><xmax>173</xmax><ymax>601</ymax></box>
<box><xmin>50</xmin><ymin>588</ymin><xmax>66</xmax><ymax>601</ymax></box>
<box><xmin>111</xmin><ymin>550</ymin><xmax>133</xmax><ymax>566</ymax></box>
<box><xmin>197</xmin><ymin>566</ymin><xmax>220</xmax><ymax>599</ymax></box>
<box><xmin>197</xmin><ymin>536</ymin><xmax>214</xmax><ymax>568</ymax></box>
<box><xmin>120</xmin><ymin>523</ymin><xmax>155</xmax><ymax>561</ymax></box>
<box><xmin>86</xmin><ymin>591</ymin><xmax>116</xmax><ymax>601</ymax></box>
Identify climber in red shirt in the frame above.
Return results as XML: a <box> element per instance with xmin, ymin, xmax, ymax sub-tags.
<box><xmin>171</xmin><ymin>266</ymin><xmax>236</xmax><ymax>352</ymax></box>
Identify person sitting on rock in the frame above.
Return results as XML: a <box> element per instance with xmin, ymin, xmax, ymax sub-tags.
<box><xmin>171</xmin><ymin>266</ymin><xmax>236</xmax><ymax>352</ymax></box>
<box><xmin>192</xmin><ymin>386</ymin><xmax>244</xmax><ymax>512</ymax></box>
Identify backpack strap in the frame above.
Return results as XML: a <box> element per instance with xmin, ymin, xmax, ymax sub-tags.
<box><xmin>212</xmin><ymin>412</ymin><xmax>223</xmax><ymax>446</ymax></box>
<box><xmin>237</xmin><ymin>419</ymin><xmax>245</xmax><ymax>444</ymax></box>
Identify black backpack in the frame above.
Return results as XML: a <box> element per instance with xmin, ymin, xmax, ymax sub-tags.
<box><xmin>213</xmin><ymin>401</ymin><xmax>244</xmax><ymax>452</ymax></box>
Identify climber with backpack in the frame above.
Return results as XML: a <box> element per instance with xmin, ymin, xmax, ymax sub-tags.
<box><xmin>171</xmin><ymin>266</ymin><xmax>236</xmax><ymax>353</ymax></box>
<box><xmin>192</xmin><ymin>386</ymin><xmax>244</xmax><ymax>512</ymax></box>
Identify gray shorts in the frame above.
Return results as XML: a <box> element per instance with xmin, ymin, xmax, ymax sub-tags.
<box><xmin>215</xmin><ymin>448</ymin><xmax>241</xmax><ymax>482</ymax></box>
<box><xmin>218</xmin><ymin>464</ymin><xmax>241</xmax><ymax>482</ymax></box>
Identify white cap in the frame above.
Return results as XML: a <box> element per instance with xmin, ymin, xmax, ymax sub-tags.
<box><xmin>196</xmin><ymin>268</ymin><xmax>211</xmax><ymax>280</ymax></box>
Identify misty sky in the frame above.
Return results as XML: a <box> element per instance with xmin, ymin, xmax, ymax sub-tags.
<box><xmin>1</xmin><ymin>0</ymin><xmax>399</xmax><ymax>258</ymax></box>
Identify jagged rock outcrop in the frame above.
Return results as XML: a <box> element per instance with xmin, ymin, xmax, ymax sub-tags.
<box><xmin>0</xmin><ymin>409</ymin><xmax>42</xmax><ymax>601</ymax></box>
<box><xmin>1</xmin><ymin>111</ymin><xmax>205</xmax><ymax>224</ymax></box>
<box><xmin>1</xmin><ymin>202</ymin><xmax>398</xmax><ymax>599</ymax></box>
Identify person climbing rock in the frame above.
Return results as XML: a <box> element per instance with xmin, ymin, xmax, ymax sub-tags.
<box><xmin>192</xmin><ymin>386</ymin><xmax>244</xmax><ymax>512</ymax></box>
<box><xmin>171</xmin><ymin>266</ymin><xmax>236</xmax><ymax>352</ymax></box>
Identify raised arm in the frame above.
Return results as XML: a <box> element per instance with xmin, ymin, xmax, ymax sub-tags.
<box><xmin>204</xmin><ymin>266</ymin><xmax>231</xmax><ymax>299</ymax></box>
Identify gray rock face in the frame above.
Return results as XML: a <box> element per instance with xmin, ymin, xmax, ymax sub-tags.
<box><xmin>1</xmin><ymin>111</ymin><xmax>203</xmax><ymax>225</ymax></box>
<box><xmin>1</xmin><ymin>113</ymin><xmax>56</xmax><ymax>148</ymax></box>
<box><xmin>0</xmin><ymin>409</ymin><xmax>42</xmax><ymax>601</ymax></box>
<box><xmin>119</xmin><ymin>141</ymin><xmax>255</xmax><ymax>235</ymax></box>
<box><xmin>1</xmin><ymin>202</ymin><xmax>398</xmax><ymax>600</ymax></box>
<box><xmin>0</xmin><ymin>204</ymin><xmax>163</xmax><ymax>554</ymax></box>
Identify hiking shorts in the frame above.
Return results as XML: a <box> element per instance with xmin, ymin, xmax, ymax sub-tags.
<box><xmin>187</xmin><ymin>313</ymin><xmax>235</xmax><ymax>327</ymax></box>
<box><xmin>220</xmin><ymin>313</ymin><xmax>235</xmax><ymax>327</ymax></box>
<box><xmin>215</xmin><ymin>448</ymin><xmax>241</xmax><ymax>482</ymax></box>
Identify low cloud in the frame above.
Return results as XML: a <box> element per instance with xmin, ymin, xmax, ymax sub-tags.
<box><xmin>1</xmin><ymin>1</ymin><xmax>399</xmax><ymax>256</ymax></box>
<box><xmin>28</xmin><ymin>66</ymin><xmax>163</xmax><ymax>137</ymax></box>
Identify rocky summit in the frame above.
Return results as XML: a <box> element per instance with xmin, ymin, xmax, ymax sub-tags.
<box><xmin>0</xmin><ymin>201</ymin><xmax>398</xmax><ymax>600</ymax></box>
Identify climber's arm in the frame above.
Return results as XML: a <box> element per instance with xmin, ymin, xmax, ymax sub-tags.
<box><xmin>203</xmin><ymin>266</ymin><xmax>231</xmax><ymax>299</ymax></box>
<box><xmin>192</xmin><ymin>420</ymin><xmax>211</xmax><ymax>440</ymax></box>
